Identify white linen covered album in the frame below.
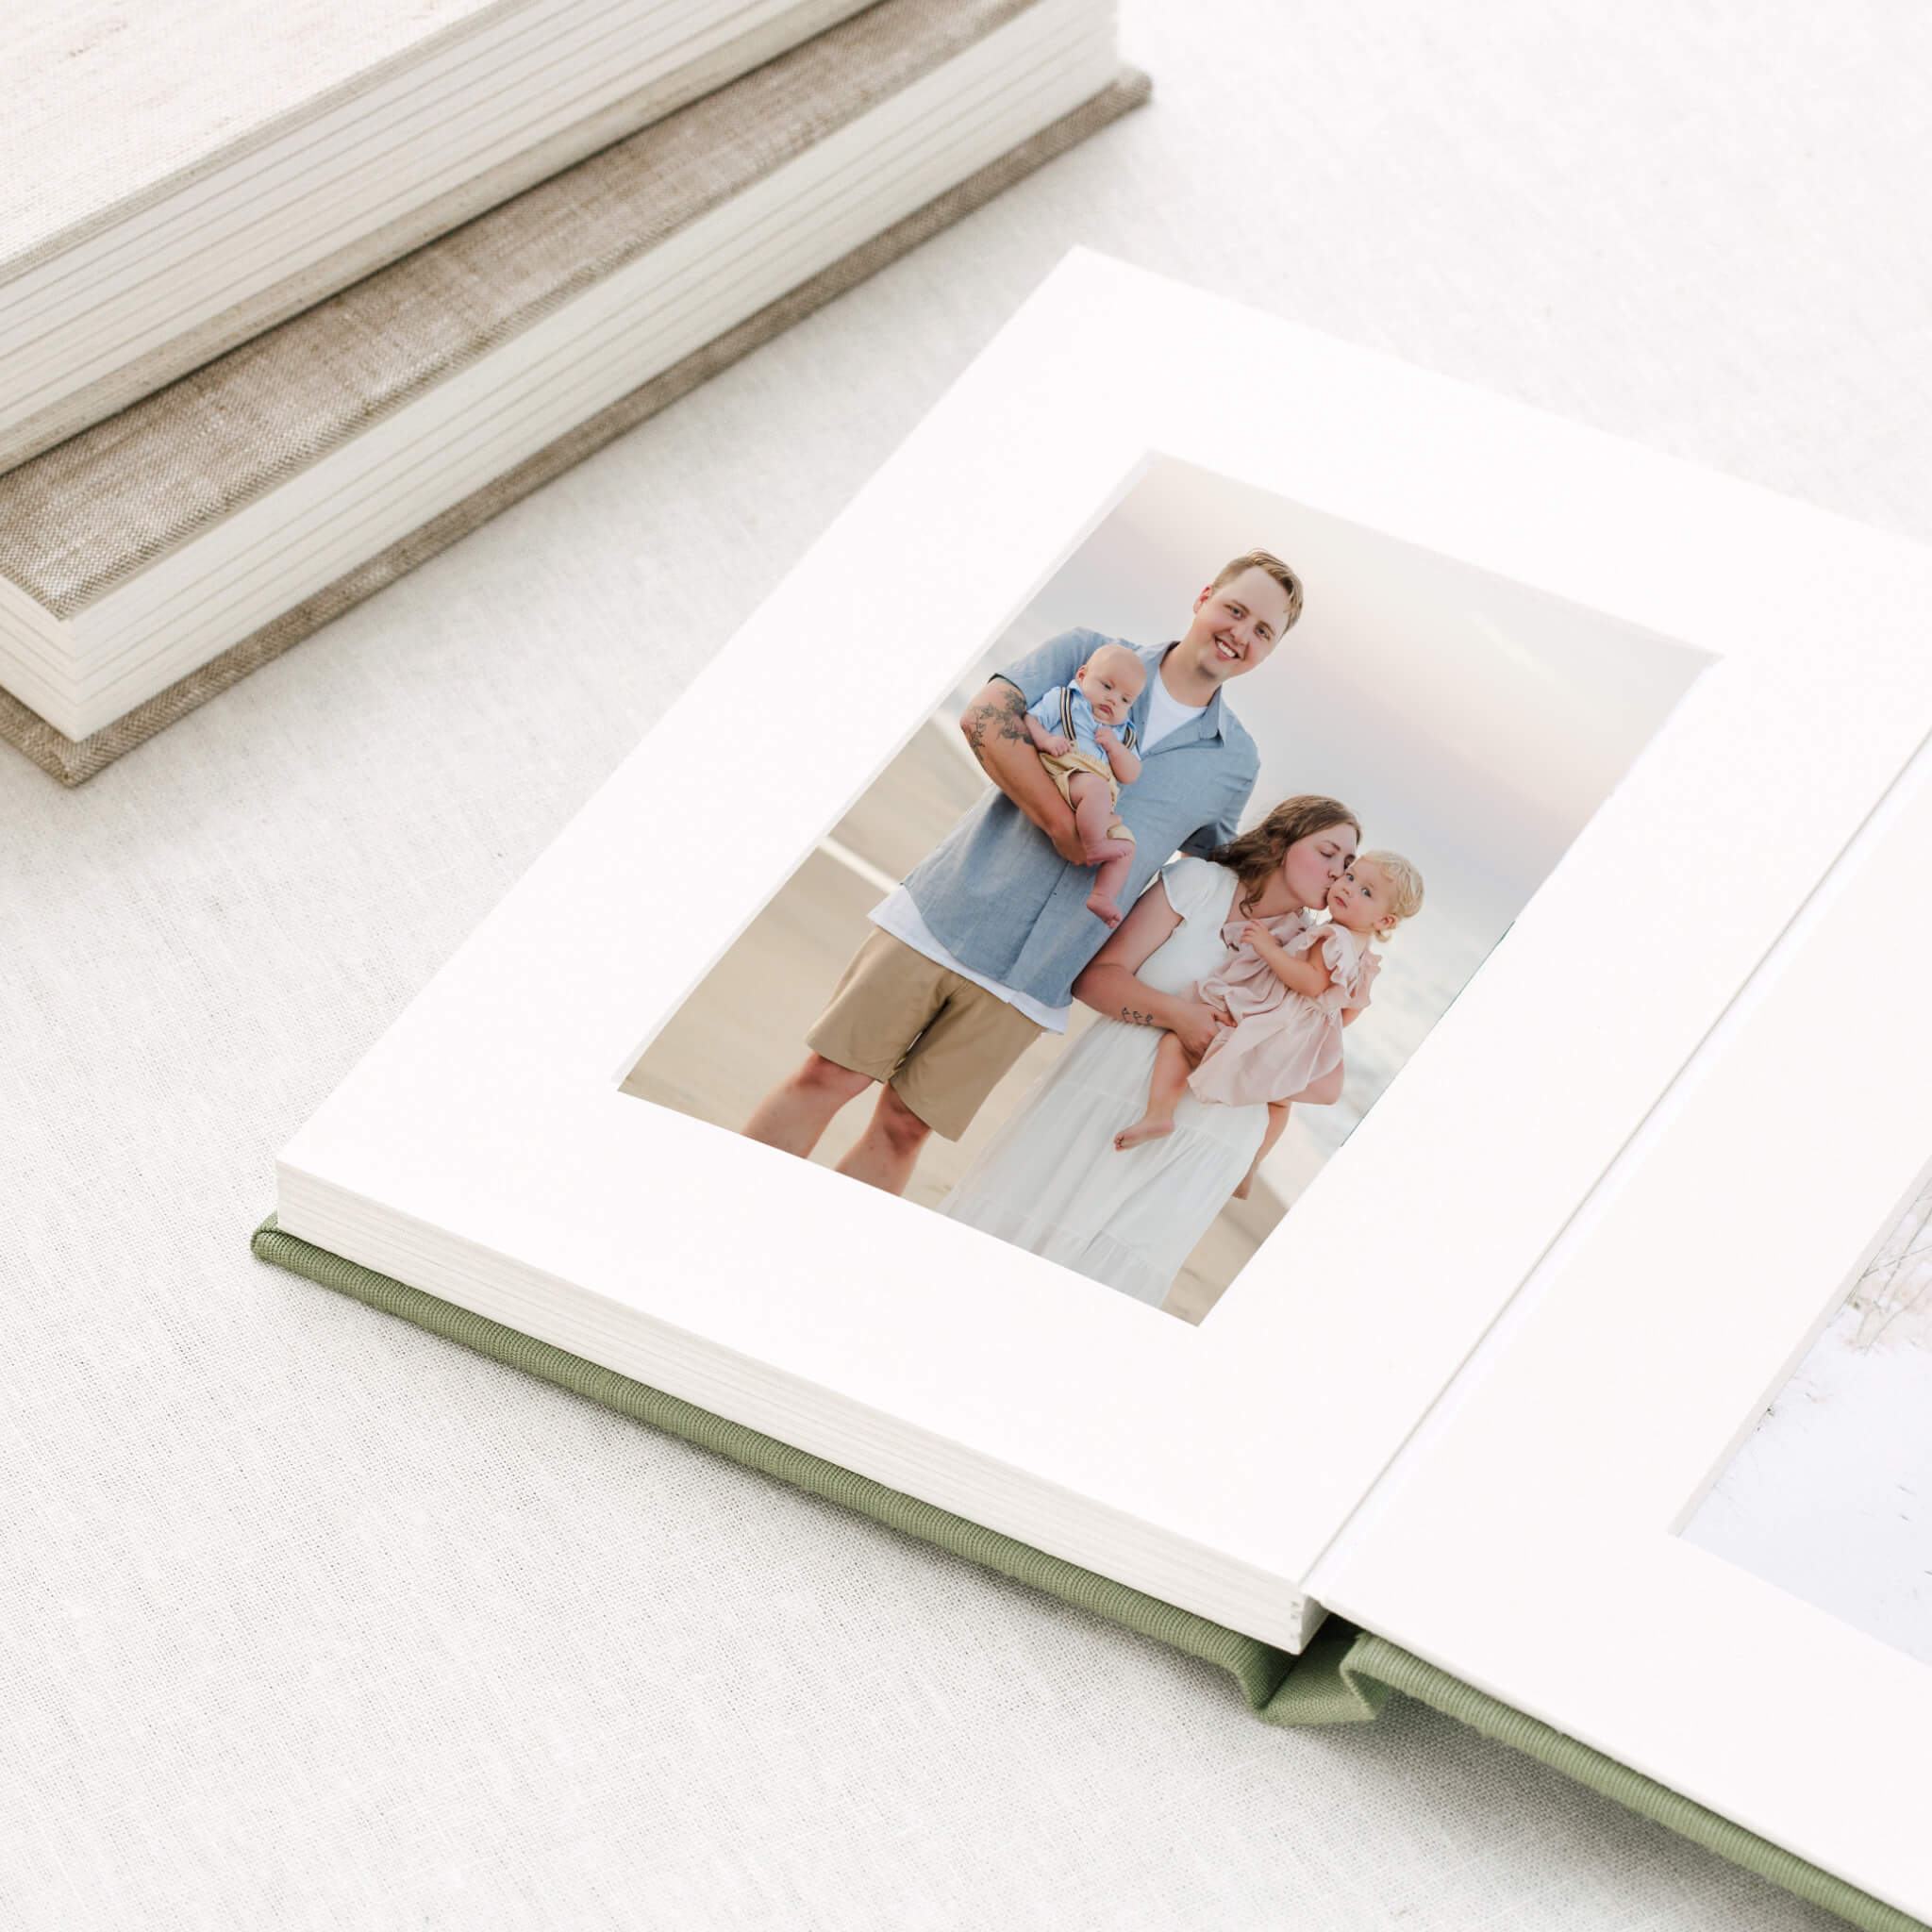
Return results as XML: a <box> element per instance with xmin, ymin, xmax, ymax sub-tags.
<box><xmin>0</xmin><ymin>0</ymin><xmax>876</xmax><ymax>468</ymax></box>
<box><xmin>0</xmin><ymin>0</ymin><xmax>1139</xmax><ymax>777</ymax></box>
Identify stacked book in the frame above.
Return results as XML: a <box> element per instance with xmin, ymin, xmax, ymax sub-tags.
<box><xmin>0</xmin><ymin>0</ymin><xmax>1145</xmax><ymax>783</ymax></box>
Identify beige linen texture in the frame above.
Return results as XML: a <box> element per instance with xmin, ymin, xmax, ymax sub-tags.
<box><xmin>0</xmin><ymin>0</ymin><xmax>877</xmax><ymax>468</ymax></box>
<box><xmin>0</xmin><ymin>48</ymin><xmax>1147</xmax><ymax>783</ymax></box>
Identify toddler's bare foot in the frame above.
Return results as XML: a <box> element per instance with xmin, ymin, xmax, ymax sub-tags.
<box><xmin>1087</xmin><ymin>889</ymin><xmax>1123</xmax><ymax>928</ymax></box>
<box><xmin>1114</xmin><ymin>1115</ymin><xmax>1174</xmax><ymax>1152</ymax></box>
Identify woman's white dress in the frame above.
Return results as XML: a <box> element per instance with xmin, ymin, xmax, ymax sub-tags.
<box><xmin>938</xmin><ymin>857</ymin><xmax>1271</xmax><ymax>1307</ymax></box>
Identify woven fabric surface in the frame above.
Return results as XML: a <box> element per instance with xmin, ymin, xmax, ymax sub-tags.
<box><xmin>6</xmin><ymin>0</ymin><xmax>1927</xmax><ymax>1924</ymax></box>
<box><xmin>250</xmin><ymin>1214</ymin><xmax>1305</xmax><ymax>1716</ymax></box>
<box><xmin>3</xmin><ymin>0</ymin><xmax>505</xmax><ymax>267</ymax></box>
<box><xmin>0</xmin><ymin>74</ymin><xmax>1147</xmax><ymax>786</ymax></box>
<box><xmin>0</xmin><ymin>0</ymin><xmax>877</xmax><ymax>472</ymax></box>
<box><xmin>0</xmin><ymin>0</ymin><xmax>1041</xmax><ymax>619</ymax></box>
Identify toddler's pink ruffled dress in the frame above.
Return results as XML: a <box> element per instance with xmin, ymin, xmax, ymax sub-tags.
<box><xmin>1187</xmin><ymin>913</ymin><xmax>1378</xmax><ymax>1108</ymax></box>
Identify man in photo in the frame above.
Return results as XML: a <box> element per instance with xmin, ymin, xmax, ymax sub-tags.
<box><xmin>741</xmin><ymin>551</ymin><xmax>1302</xmax><ymax>1192</ymax></box>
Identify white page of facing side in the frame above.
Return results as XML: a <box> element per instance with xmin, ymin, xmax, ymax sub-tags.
<box><xmin>1305</xmin><ymin>742</ymin><xmax>1932</xmax><ymax>1920</ymax></box>
<box><xmin>277</xmin><ymin>251</ymin><xmax>1932</xmax><ymax>1654</ymax></box>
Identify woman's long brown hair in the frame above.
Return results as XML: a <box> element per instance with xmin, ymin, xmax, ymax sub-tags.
<box><xmin>1207</xmin><ymin>794</ymin><xmax>1361</xmax><ymax>902</ymax></box>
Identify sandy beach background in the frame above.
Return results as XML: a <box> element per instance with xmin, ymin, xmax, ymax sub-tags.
<box><xmin>1685</xmin><ymin>1162</ymin><xmax>1932</xmax><ymax>1665</ymax></box>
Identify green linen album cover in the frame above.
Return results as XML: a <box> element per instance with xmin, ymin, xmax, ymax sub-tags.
<box><xmin>252</xmin><ymin>1216</ymin><xmax>1924</xmax><ymax>1932</ymax></box>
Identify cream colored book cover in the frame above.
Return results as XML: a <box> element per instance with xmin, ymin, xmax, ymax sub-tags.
<box><xmin>0</xmin><ymin>0</ymin><xmax>1141</xmax><ymax>780</ymax></box>
<box><xmin>0</xmin><ymin>0</ymin><xmax>877</xmax><ymax>466</ymax></box>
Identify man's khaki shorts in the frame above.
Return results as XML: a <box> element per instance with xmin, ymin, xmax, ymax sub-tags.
<box><xmin>805</xmin><ymin>929</ymin><xmax>1043</xmax><ymax>1141</ymax></box>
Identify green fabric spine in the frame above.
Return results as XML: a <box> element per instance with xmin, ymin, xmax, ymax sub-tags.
<box><xmin>251</xmin><ymin>1216</ymin><xmax>1924</xmax><ymax>1932</ymax></box>
<box><xmin>1329</xmin><ymin>1638</ymin><xmax>1927</xmax><ymax>1932</ymax></box>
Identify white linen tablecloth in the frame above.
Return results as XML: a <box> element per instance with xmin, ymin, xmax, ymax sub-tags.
<box><xmin>6</xmin><ymin>2</ymin><xmax>1921</xmax><ymax>1923</ymax></box>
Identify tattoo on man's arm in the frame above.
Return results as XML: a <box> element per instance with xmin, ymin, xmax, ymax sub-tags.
<box><xmin>963</xmin><ymin>689</ymin><xmax>1032</xmax><ymax>765</ymax></box>
<box><xmin>1120</xmin><ymin>1006</ymin><xmax>1157</xmax><ymax>1026</ymax></box>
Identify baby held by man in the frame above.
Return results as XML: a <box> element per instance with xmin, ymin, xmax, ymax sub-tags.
<box><xmin>1023</xmin><ymin>641</ymin><xmax>1146</xmax><ymax>929</ymax></box>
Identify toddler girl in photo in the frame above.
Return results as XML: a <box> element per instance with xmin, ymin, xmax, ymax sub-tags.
<box><xmin>1113</xmin><ymin>852</ymin><xmax>1425</xmax><ymax>1171</ymax></box>
<box><xmin>1023</xmin><ymin>642</ymin><xmax>1146</xmax><ymax>928</ymax></box>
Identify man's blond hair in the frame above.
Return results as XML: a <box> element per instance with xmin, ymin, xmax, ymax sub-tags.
<box><xmin>1357</xmin><ymin>850</ymin><xmax>1424</xmax><ymax>931</ymax></box>
<box><xmin>1209</xmin><ymin>549</ymin><xmax>1304</xmax><ymax>634</ymax></box>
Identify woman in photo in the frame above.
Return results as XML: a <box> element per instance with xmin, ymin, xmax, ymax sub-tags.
<box><xmin>938</xmin><ymin>796</ymin><xmax>1362</xmax><ymax>1307</ymax></box>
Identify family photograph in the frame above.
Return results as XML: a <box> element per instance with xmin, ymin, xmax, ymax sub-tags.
<box><xmin>625</xmin><ymin>458</ymin><xmax>1709</xmax><ymax>1321</ymax></box>
<box><xmin>741</xmin><ymin>548</ymin><xmax>1421</xmax><ymax>1307</ymax></box>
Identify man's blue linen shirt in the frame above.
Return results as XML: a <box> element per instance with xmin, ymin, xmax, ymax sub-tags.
<box><xmin>899</xmin><ymin>629</ymin><xmax>1259</xmax><ymax>1011</ymax></box>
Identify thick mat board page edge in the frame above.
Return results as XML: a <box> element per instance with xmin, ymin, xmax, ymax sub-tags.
<box><xmin>250</xmin><ymin>1212</ymin><xmax>1924</xmax><ymax>1932</ymax></box>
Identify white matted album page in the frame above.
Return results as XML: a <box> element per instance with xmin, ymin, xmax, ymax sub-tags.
<box><xmin>1307</xmin><ymin>735</ymin><xmax>1932</xmax><ymax>1920</ymax></box>
<box><xmin>277</xmin><ymin>251</ymin><xmax>1932</xmax><ymax>1659</ymax></box>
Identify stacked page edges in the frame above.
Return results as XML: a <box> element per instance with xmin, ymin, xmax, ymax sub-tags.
<box><xmin>0</xmin><ymin>0</ymin><xmax>1141</xmax><ymax>783</ymax></box>
<box><xmin>249</xmin><ymin>1215</ymin><xmax>1924</xmax><ymax>1932</ymax></box>
<box><xmin>0</xmin><ymin>0</ymin><xmax>879</xmax><ymax>471</ymax></box>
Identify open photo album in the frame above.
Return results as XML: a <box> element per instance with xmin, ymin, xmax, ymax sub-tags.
<box><xmin>264</xmin><ymin>252</ymin><xmax>1932</xmax><ymax>1927</ymax></box>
